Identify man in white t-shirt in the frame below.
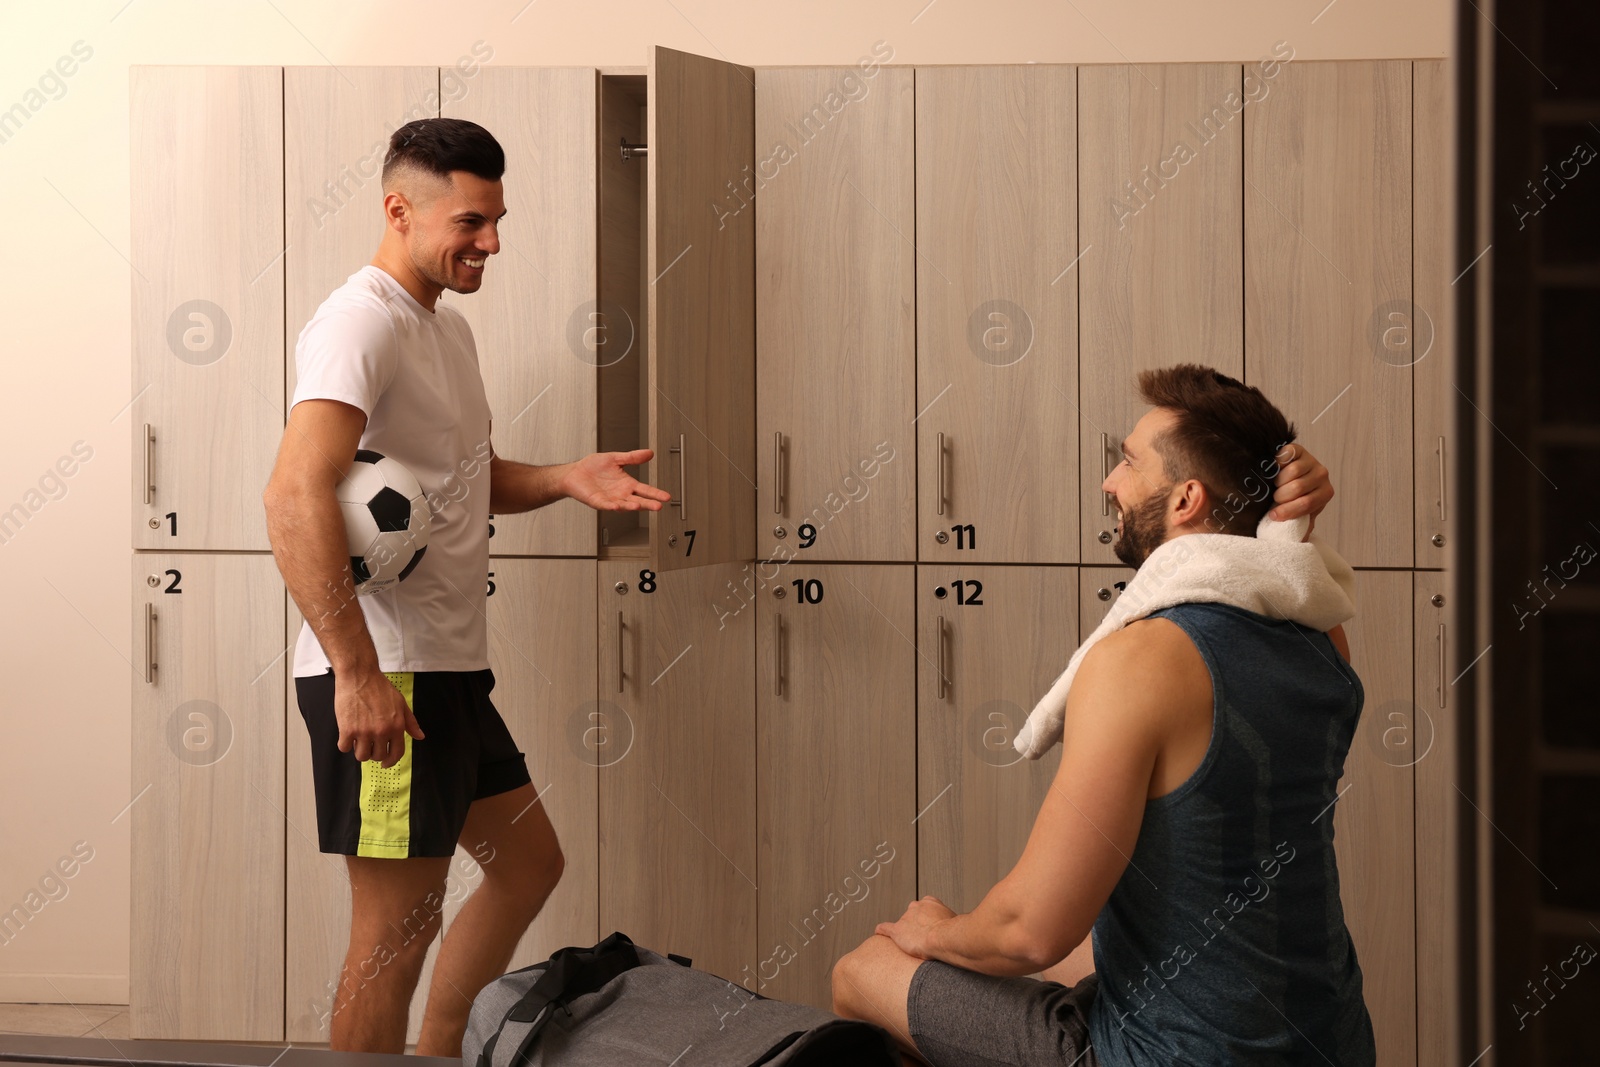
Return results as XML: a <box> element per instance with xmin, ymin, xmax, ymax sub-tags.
<box><xmin>263</xmin><ymin>118</ymin><xmax>670</xmax><ymax>1057</ymax></box>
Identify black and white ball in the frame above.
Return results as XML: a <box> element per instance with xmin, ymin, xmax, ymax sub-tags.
<box><xmin>337</xmin><ymin>449</ymin><xmax>430</xmax><ymax>596</ymax></box>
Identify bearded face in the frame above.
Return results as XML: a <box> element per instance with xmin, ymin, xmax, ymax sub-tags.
<box><xmin>1111</xmin><ymin>484</ymin><xmax>1174</xmax><ymax>569</ymax></box>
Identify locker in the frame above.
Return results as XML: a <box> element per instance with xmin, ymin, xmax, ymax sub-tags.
<box><xmin>597</xmin><ymin>48</ymin><xmax>758</xmax><ymax>572</ymax></box>
<box><xmin>915</xmin><ymin>66</ymin><xmax>1079</xmax><ymax>565</ymax></box>
<box><xmin>447</xmin><ymin>68</ymin><xmax>599</xmax><ymax>558</ymax></box>
<box><xmin>916</xmin><ymin>564</ymin><xmax>1073</xmax><ymax>909</ymax></box>
<box><xmin>1245</xmin><ymin>61</ymin><xmax>1413</xmax><ymax>568</ymax></box>
<box><xmin>597</xmin><ymin>560</ymin><xmax>757</xmax><ymax>983</ymax></box>
<box><xmin>1078</xmin><ymin>64</ymin><xmax>1245</xmax><ymax>563</ymax></box>
<box><xmin>755</xmin><ymin>67</ymin><xmax>917</xmax><ymax>563</ymax></box>
<box><xmin>130</xmin><ymin>66</ymin><xmax>284</xmax><ymax>551</ymax></box>
<box><xmin>1414</xmin><ymin>569</ymin><xmax>1454</xmax><ymax>1067</ymax></box>
<box><xmin>1414</xmin><ymin>59</ymin><xmax>1452</xmax><ymax>567</ymax></box>
<box><xmin>1334</xmin><ymin>569</ymin><xmax>1418</xmax><ymax>1066</ymax></box>
<box><xmin>130</xmin><ymin>553</ymin><xmax>285</xmax><ymax>1038</ymax></box>
<box><xmin>755</xmin><ymin>563</ymin><xmax>917</xmax><ymax>1008</ymax></box>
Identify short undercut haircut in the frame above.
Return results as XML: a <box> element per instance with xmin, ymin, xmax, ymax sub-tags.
<box><xmin>1136</xmin><ymin>364</ymin><xmax>1298</xmax><ymax>536</ymax></box>
<box><xmin>381</xmin><ymin>118</ymin><xmax>505</xmax><ymax>188</ymax></box>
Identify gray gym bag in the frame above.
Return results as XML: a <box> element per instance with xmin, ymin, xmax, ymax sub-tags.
<box><xmin>462</xmin><ymin>932</ymin><xmax>900</xmax><ymax>1067</ymax></box>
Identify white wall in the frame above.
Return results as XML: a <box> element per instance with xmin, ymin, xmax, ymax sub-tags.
<box><xmin>0</xmin><ymin>0</ymin><xmax>1449</xmax><ymax>1004</ymax></box>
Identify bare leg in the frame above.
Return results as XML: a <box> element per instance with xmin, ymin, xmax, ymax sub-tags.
<box><xmin>831</xmin><ymin>934</ymin><xmax>931</xmax><ymax>1065</ymax></box>
<box><xmin>414</xmin><ymin>783</ymin><xmax>565</xmax><ymax>1057</ymax></box>
<box><xmin>331</xmin><ymin>855</ymin><xmax>451</xmax><ymax>1053</ymax></box>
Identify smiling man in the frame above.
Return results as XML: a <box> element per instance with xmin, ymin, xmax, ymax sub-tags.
<box><xmin>832</xmin><ymin>365</ymin><xmax>1374</xmax><ymax>1066</ymax></box>
<box><xmin>263</xmin><ymin>118</ymin><xmax>670</xmax><ymax>1056</ymax></box>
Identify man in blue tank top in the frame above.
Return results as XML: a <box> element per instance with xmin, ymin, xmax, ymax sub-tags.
<box><xmin>832</xmin><ymin>364</ymin><xmax>1375</xmax><ymax>1066</ymax></box>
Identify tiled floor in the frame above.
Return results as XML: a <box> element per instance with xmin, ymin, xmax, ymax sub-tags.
<box><xmin>0</xmin><ymin>1004</ymin><xmax>419</xmax><ymax>1053</ymax></box>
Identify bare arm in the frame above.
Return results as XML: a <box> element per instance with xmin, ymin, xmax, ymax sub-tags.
<box><xmin>875</xmin><ymin>628</ymin><xmax>1176</xmax><ymax>976</ymax></box>
<box><xmin>488</xmin><ymin>455</ymin><xmax>572</xmax><ymax>514</ymax></box>
<box><xmin>489</xmin><ymin>447</ymin><xmax>672</xmax><ymax>515</ymax></box>
<box><xmin>262</xmin><ymin>398</ymin><xmax>420</xmax><ymax>767</ymax></box>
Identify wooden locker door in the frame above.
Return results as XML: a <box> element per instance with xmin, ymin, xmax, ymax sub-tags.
<box><xmin>1414</xmin><ymin>570</ymin><xmax>1454</xmax><ymax>1067</ymax></box>
<box><xmin>284</xmin><ymin>66</ymin><xmax>436</xmax><ymax>412</ymax></box>
<box><xmin>1414</xmin><ymin>60</ymin><xmax>1452</xmax><ymax>566</ymax></box>
<box><xmin>481</xmin><ymin>558</ymin><xmax>600</xmax><ymax>959</ymax></box>
<box><xmin>755</xmin><ymin>67</ymin><xmax>916</xmax><ymax>563</ymax></box>
<box><xmin>1245</xmin><ymin>61</ymin><xmax>1412</xmax><ymax>568</ymax></box>
<box><xmin>756</xmin><ymin>564</ymin><xmax>917</xmax><ymax>1009</ymax></box>
<box><xmin>647</xmin><ymin>47</ymin><xmax>756</xmax><ymax>572</ymax></box>
<box><xmin>1335</xmin><ymin>570</ymin><xmax>1417</xmax><ymax>1065</ymax></box>
<box><xmin>1078</xmin><ymin>64</ymin><xmax>1245</xmax><ymax>562</ymax></box>
<box><xmin>598</xmin><ymin>560</ymin><xmax>756</xmax><ymax>982</ymax></box>
<box><xmin>915</xmin><ymin>66</ymin><xmax>1078</xmax><ymax>565</ymax></box>
<box><xmin>447</xmin><ymin>68</ymin><xmax>598</xmax><ymax>557</ymax></box>
<box><xmin>130</xmin><ymin>67</ymin><xmax>283</xmax><ymax>552</ymax></box>
<box><xmin>916</xmin><ymin>565</ymin><xmax>1073</xmax><ymax>910</ymax></box>
<box><xmin>283</xmin><ymin>595</ymin><xmax>353</xmax><ymax>1042</ymax></box>
<box><xmin>131</xmin><ymin>553</ymin><xmax>285</xmax><ymax>1039</ymax></box>
<box><xmin>401</xmin><ymin>558</ymin><xmax>600</xmax><ymax>1043</ymax></box>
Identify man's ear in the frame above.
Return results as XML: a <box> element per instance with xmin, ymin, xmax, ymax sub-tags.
<box><xmin>382</xmin><ymin>190</ymin><xmax>412</xmax><ymax>231</ymax></box>
<box><xmin>1171</xmin><ymin>478</ymin><xmax>1209</xmax><ymax>529</ymax></box>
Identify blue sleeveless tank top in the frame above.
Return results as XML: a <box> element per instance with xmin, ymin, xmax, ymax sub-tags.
<box><xmin>1085</xmin><ymin>601</ymin><xmax>1377</xmax><ymax>1066</ymax></box>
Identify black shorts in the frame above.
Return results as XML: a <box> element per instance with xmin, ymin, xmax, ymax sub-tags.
<box><xmin>294</xmin><ymin>668</ymin><xmax>532</xmax><ymax>858</ymax></box>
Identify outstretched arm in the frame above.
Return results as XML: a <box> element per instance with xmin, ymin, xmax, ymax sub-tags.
<box><xmin>489</xmin><ymin>447</ymin><xmax>673</xmax><ymax>514</ymax></box>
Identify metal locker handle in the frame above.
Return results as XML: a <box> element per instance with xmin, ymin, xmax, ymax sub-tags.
<box><xmin>936</xmin><ymin>615</ymin><xmax>948</xmax><ymax>699</ymax></box>
<box><xmin>774</xmin><ymin>431</ymin><xmax>784</xmax><ymax>515</ymax></box>
<box><xmin>774</xmin><ymin>613</ymin><xmax>783</xmax><ymax>697</ymax></box>
<box><xmin>936</xmin><ymin>432</ymin><xmax>946</xmax><ymax>517</ymax></box>
<box><xmin>669</xmin><ymin>433</ymin><xmax>687</xmax><ymax>522</ymax></box>
<box><xmin>617</xmin><ymin>610</ymin><xmax>625</xmax><ymax>694</ymax></box>
<box><xmin>1437</xmin><ymin>437</ymin><xmax>1447</xmax><ymax>521</ymax></box>
<box><xmin>144</xmin><ymin>424</ymin><xmax>156</xmax><ymax>505</ymax></box>
<box><xmin>144</xmin><ymin>603</ymin><xmax>157</xmax><ymax>684</ymax></box>
<box><xmin>1101</xmin><ymin>432</ymin><xmax>1111</xmax><ymax>516</ymax></box>
<box><xmin>1437</xmin><ymin>621</ymin><xmax>1446</xmax><ymax>710</ymax></box>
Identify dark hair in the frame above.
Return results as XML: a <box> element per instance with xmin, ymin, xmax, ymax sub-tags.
<box><xmin>382</xmin><ymin>118</ymin><xmax>505</xmax><ymax>185</ymax></box>
<box><xmin>1136</xmin><ymin>364</ymin><xmax>1297</xmax><ymax>536</ymax></box>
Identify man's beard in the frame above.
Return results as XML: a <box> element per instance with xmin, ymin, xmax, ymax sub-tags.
<box><xmin>1112</xmin><ymin>487</ymin><xmax>1172</xmax><ymax>569</ymax></box>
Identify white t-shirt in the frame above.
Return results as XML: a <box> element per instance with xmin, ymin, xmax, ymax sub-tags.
<box><xmin>290</xmin><ymin>265</ymin><xmax>494</xmax><ymax>677</ymax></box>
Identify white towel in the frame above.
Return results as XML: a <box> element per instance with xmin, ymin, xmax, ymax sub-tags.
<box><xmin>1012</xmin><ymin>514</ymin><xmax>1358</xmax><ymax>760</ymax></box>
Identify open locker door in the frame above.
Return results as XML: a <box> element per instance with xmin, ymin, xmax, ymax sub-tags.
<box><xmin>647</xmin><ymin>45</ymin><xmax>756</xmax><ymax>571</ymax></box>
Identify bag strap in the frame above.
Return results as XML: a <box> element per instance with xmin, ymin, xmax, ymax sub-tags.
<box><xmin>477</xmin><ymin>932</ymin><xmax>641</xmax><ymax>1067</ymax></box>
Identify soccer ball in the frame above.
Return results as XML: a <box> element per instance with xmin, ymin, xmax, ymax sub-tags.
<box><xmin>336</xmin><ymin>449</ymin><xmax>430</xmax><ymax>597</ymax></box>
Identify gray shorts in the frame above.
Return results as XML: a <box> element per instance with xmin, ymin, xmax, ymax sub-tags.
<box><xmin>906</xmin><ymin>961</ymin><xmax>1100</xmax><ymax>1067</ymax></box>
